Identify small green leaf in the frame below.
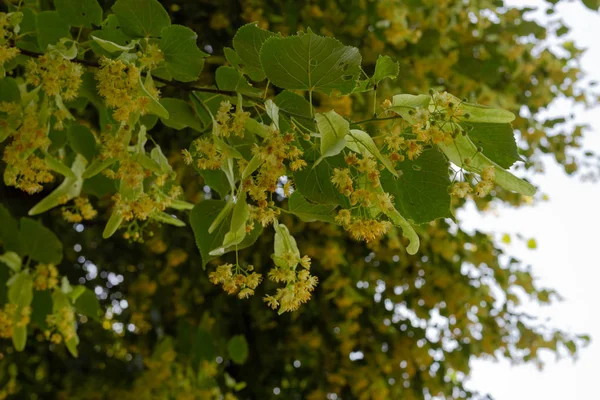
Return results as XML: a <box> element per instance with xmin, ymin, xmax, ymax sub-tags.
<box><xmin>158</xmin><ymin>25</ymin><xmax>208</xmax><ymax>82</ymax></box>
<box><xmin>36</xmin><ymin>11</ymin><xmax>71</xmax><ymax>50</ymax></box>
<box><xmin>227</xmin><ymin>335</ymin><xmax>249</xmax><ymax>365</ymax></box>
<box><xmin>260</xmin><ymin>29</ymin><xmax>362</xmax><ymax>95</ymax></box>
<box><xmin>44</xmin><ymin>153</ymin><xmax>76</xmax><ymax>179</ymax></box>
<box><xmin>390</xmin><ymin>94</ymin><xmax>431</xmax><ymax>122</ymax></box>
<box><xmin>159</xmin><ymin>98</ymin><xmax>203</xmax><ymax>131</ymax></box>
<box><xmin>102</xmin><ymin>208</ymin><xmax>124</xmax><ymax>239</ymax></box>
<box><xmin>90</xmin><ymin>35</ymin><xmax>136</xmax><ymax>53</ymax></box>
<box><xmin>232</xmin><ymin>23</ymin><xmax>275</xmax><ymax>82</ymax></box>
<box><xmin>241</xmin><ymin>154</ymin><xmax>264</xmax><ymax>179</ymax></box>
<box><xmin>68</xmin><ymin>124</ymin><xmax>97</xmax><ymax>162</ymax></box>
<box><xmin>372</xmin><ymin>55</ymin><xmax>399</xmax><ymax>84</ymax></box>
<box><xmin>19</xmin><ymin>218</ymin><xmax>63</xmax><ymax>264</ymax></box>
<box><xmin>287</xmin><ymin>192</ymin><xmax>336</xmax><ymax>223</ymax></box>
<box><xmin>0</xmin><ymin>205</ymin><xmax>21</xmax><ymax>254</ymax></box>
<box><xmin>438</xmin><ymin>134</ymin><xmax>536</xmax><ymax>195</ymax></box>
<box><xmin>55</xmin><ymin>0</ymin><xmax>102</xmax><ymax>28</ymax></box>
<box><xmin>215</xmin><ymin>66</ymin><xmax>262</xmax><ymax>97</ymax></box>
<box><xmin>345</xmin><ymin>129</ymin><xmax>398</xmax><ymax>177</ymax></box>
<box><xmin>354</xmin><ymin>55</ymin><xmax>399</xmax><ymax>92</ymax></box>
<box><xmin>0</xmin><ymin>251</ymin><xmax>22</xmax><ymax>272</ymax></box>
<box><xmin>112</xmin><ymin>0</ymin><xmax>170</xmax><ymax>38</ymax></box>
<box><xmin>150</xmin><ymin>211</ymin><xmax>186</xmax><ymax>227</ymax></box>
<box><xmin>82</xmin><ymin>158</ymin><xmax>117</xmax><ymax>179</ymax></box>
<box><xmin>74</xmin><ymin>287</ymin><xmax>101</xmax><ymax>321</ymax></box>
<box><xmin>211</xmin><ymin>191</ymin><xmax>249</xmax><ymax>254</ymax></box>
<box><xmin>29</xmin><ymin>155</ymin><xmax>87</xmax><ymax>216</ymax></box>
<box><xmin>8</xmin><ymin>272</ymin><xmax>33</xmax><ymax>351</ymax></box>
<box><xmin>274</xmin><ymin>90</ymin><xmax>313</xmax><ymax>121</ymax></box>
<box><xmin>459</xmin><ymin>102</ymin><xmax>516</xmax><ymax>123</ymax></box>
<box><xmin>138</xmin><ymin>75</ymin><xmax>169</xmax><ymax>119</ymax></box>
<box><xmin>272</xmin><ymin>221</ymin><xmax>300</xmax><ymax>268</ymax></box>
<box><xmin>315</xmin><ymin>110</ymin><xmax>349</xmax><ymax>165</ymax></box>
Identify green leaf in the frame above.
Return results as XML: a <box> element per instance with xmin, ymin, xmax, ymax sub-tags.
<box><xmin>232</xmin><ymin>23</ymin><xmax>276</xmax><ymax>82</ymax></box>
<box><xmin>36</xmin><ymin>11</ymin><xmax>71</xmax><ymax>50</ymax></box>
<box><xmin>315</xmin><ymin>110</ymin><xmax>349</xmax><ymax>164</ymax></box>
<box><xmin>31</xmin><ymin>290</ymin><xmax>53</xmax><ymax>330</ymax></box>
<box><xmin>462</xmin><ymin>122</ymin><xmax>522</xmax><ymax>169</ymax></box>
<box><xmin>0</xmin><ymin>77</ymin><xmax>20</xmax><ymax>102</ymax></box>
<box><xmin>8</xmin><ymin>272</ymin><xmax>33</xmax><ymax>351</ymax></box>
<box><xmin>0</xmin><ymin>205</ymin><xmax>21</xmax><ymax>253</ymax></box>
<box><xmin>380</xmin><ymin>148</ymin><xmax>451</xmax><ymax>224</ymax></box>
<box><xmin>138</xmin><ymin>75</ymin><xmax>169</xmax><ymax>119</ymax></box>
<box><xmin>293</xmin><ymin>144</ymin><xmax>349</xmax><ymax>206</ymax></box>
<box><xmin>345</xmin><ymin>129</ymin><xmax>398</xmax><ymax>177</ymax></box>
<box><xmin>158</xmin><ymin>25</ymin><xmax>207</xmax><ymax>82</ymax></box>
<box><xmin>159</xmin><ymin>98</ymin><xmax>203</xmax><ymax>131</ymax></box>
<box><xmin>52</xmin><ymin>290</ymin><xmax>79</xmax><ymax>357</ymax></box>
<box><xmin>15</xmin><ymin>7</ymin><xmax>39</xmax><ymax>52</ymax></box>
<box><xmin>390</xmin><ymin>94</ymin><xmax>431</xmax><ymax>122</ymax></box>
<box><xmin>190</xmin><ymin>200</ymin><xmax>234</xmax><ymax>268</ymax></box>
<box><xmin>260</xmin><ymin>29</ymin><xmax>362</xmax><ymax>95</ymax></box>
<box><xmin>150</xmin><ymin>211</ymin><xmax>186</xmax><ymax>227</ymax></box>
<box><xmin>74</xmin><ymin>287</ymin><xmax>100</xmax><ymax>321</ymax></box>
<box><xmin>89</xmin><ymin>15</ymin><xmax>133</xmax><ymax>57</ymax></box>
<box><xmin>29</xmin><ymin>155</ymin><xmax>87</xmax><ymax>216</ymax></box>
<box><xmin>274</xmin><ymin>90</ymin><xmax>313</xmax><ymax>121</ymax></box>
<box><xmin>68</xmin><ymin>124</ymin><xmax>97</xmax><ymax>162</ymax></box>
<box><xmin>372</xmin><ymin>55</ymin><xmax>399</xmax><ymax>84</ymax></box>
<box><xmin>354</xmin><ymin>55</ymin><xmax>399</xmax><ymax>92</ymax></box>
<box><xmin>215</xmin><ymin>66</ymin><xmax>262</xmax><ymax>97</ymax></box>
<box><xmin>150</xmin><ymin>146</ymin><xmax>172</xmax><ymax>173</ymax></box>
<box><xmin>55</xmin><ymin>0</ymin><xmax>102</xmax><ymax>28</ymax></box>
<box><xmin>90</xmin><ymin>35</ymin><xmax>136</xmax><ymax>53</ymax></box>
<box><xmin>211</xmin><ymin>191</ymin><xmax>249</xmax><ymax>255</ymax></box>
<box><xmin>102</xmin><ymin>208</ymin><xmax>124</xmax><ymax>239</ymax></box>
<box><xmin>287</xmin><ymin>192</ymin><xmax>337</xmax><ymax>223</ymax></box>
<box><xmin>82</xmin><ymin>158</ymin><xmax>117</xmax><ymax>179</ymax></box>
<box><xmin>190</xmin><ymin>200</ymin><xmax>260</xmax><ymax>268</ymax></box>
<box><xmin>272</xmin><ymin>221</ymin><xmax>300</xmax><ymax>269</ymax></box>
<box><xmin>197</xmin><ymin>168</ymin><xmax>231</xmax><ymax>199</ymax></box>
<box><xmin>19</xmin><ymin>218</ymin><xmax>63</xmax><ymax>264</ymax></box>
<box><xmin>112</xmin><ymin>0</ymin><xmax>170</xmax><ymax>38</ymax></box>
<box><xmin>459</xmin><ymin>102</ymin><xmax>516</xmax><ymax>123</ymax></box>
<box><xmin>227</xmin><ymin>335</ymin><xmax>249</xmax><ymax>365</ymax></box>
<box><xmin>438</xmin><ymin>134</ymin><xmax>536</xmax><ymax>195</ymax></box>
<box><xmin>191</xmin><ymin>328</ymin><xmax>216</xmax><ymax>364</ymax></box>
<box><xmin>0</xmin><ymin>252</ymin><xmax>22</xmax><ymax>272</ymax></box>
<box><xmin>44</xmin><ymin>153</ymin><xmax>76</xmax><ymax>179</ymax></box>
<box><xmin>241</xmin><ymin>154</ymin><xmax>264</xmax><ymax>179</ymax></box>
<box><xmin>379</xmin><ymin>203</ymin><xmax>420</xmax><ymax>255</ymax></box>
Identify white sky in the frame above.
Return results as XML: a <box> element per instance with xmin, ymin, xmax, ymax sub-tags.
<box><xmin>464</xmin><ymin>1</ymin><xmax>600</xmax><ymax>398</ymax></box>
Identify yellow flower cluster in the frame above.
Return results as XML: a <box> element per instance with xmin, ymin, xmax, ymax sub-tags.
<box><xmin>191</xmin><ymin>137</ymin><xmax>223</xmax><ymax>170</ymax></box>
<box><xmin>0</xmin><ymin>12</ymin><xmax>21</xmax><ymax>67</ymax></box>
<box><xmin>209</xmin><ymin>263</ymin><xmax>263</xmax><ymax>299</ymax></box>
<box><xmin>264</xmin><ymin>255</ymin><xmax>318</xmax><ymax>313</ymax></box>
<box><xmin>95</xmin><ymin>57</ymin><xmax>152</xmax><ymax>122</ymax></box>
<box><xmin>25</xmin><ymin>54</ymin><xmax>83</xmax><ymax>101</ymax></box>
<box><xmin>450</xmin><ymin>166</ymin><xmax>496</xmax><ymax>198</ymax></box>
<box><xmin>32</xmin><ymin>263</ymin><xmax>59</xmax><ymax>291</ymax></box>
<box><xmin>61</xmin><ymin>197</ymin><xmax>98</xmax><ymax>223</ymax></box>
<box><xmin>215</xmin><ymin>101</ymin><xmax>250</xmax><ymax>138</ymax></box>
<box><xmin>47</xmin><ymin>304</ymin><xmax>76</xmax><ymax>343</ymax></box>
<box><xmin>137</xmin><ymin>43</ymin><xmax>164</xmax><ymax>70</ymax></box>
<box><xmin>330</xmin><ymin>155</ymin><xmax>395</xmax><ymax>242</ymax></box>
<box><xmin>335</xmin><ymin>210</ymin><xmax>393</xmax><ymax>242</ymax></box>
<box><xmin>0</xmin><ymin>303</ymin><xmax>16</xmax><ymax>338</ymax></box>
<box><xmin>113</xmin><ymin>185</ymin><xmax>182</xmax><ymax>221</ymax></box>
<box><xmin>2</xmin><ymin>106</ymin><xmax>54</xmax><ymax>194</ymax></box>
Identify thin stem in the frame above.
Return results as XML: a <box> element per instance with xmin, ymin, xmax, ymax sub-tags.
<box><xmin>350</xmin><ymin>115</ymin><xmax>403</xmax><ymax>126</ymax></box>
<box><xmin>76</xmin><ymin>26</ymin><xmax>84</xmax><ymax>42</ymax></box>
<box><xmin>263</xmin><ymin>80</ymin><xmax>270</xmax><ymax>100</ymax></box>
<box><xmin>372</xmin><ymin>85</ymin><xmax>377</xmax><ymax>117</ymax></box>
<box><xmin>309</xmin><ymin>90</ymin><xmax>314</xmax><ymax>117</ymax></box>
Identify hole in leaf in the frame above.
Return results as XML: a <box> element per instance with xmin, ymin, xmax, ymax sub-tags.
<box><xmin>82</xmin><ymin>12</ymin><xmax>86</xmax><ymax>16</ymax></box>
<box><xmin>309</xmin><ymin>59</ymin><xmax>318</xmax><ymax>67</ymax></box>
<box><xmin>342</xmin><ymin>75</ymin><xmax>353</xmax><ymax>81</ymax></box>
<box><xmin>340</xmin><ymin>63</ymin><xmax>349</xmax><ymax>71</ymax></box>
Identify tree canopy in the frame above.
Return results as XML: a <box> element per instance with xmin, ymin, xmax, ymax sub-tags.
<box><xmin>0</xmin><ymin>0</ymin><xmax>595</xmax><ymax>399</ymax></box>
